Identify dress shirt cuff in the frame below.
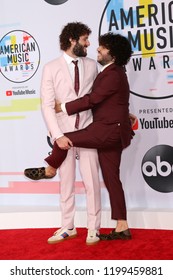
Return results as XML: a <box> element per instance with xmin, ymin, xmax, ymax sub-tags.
<box><xmin>61</xmin><ymin>103</ymin><xmax>67</xmax><ymax>113</ymax></box>
<box><xmin>54</xmin><ymin>134</ymin><xmax>64</xmax><ymax>142</ymax></box>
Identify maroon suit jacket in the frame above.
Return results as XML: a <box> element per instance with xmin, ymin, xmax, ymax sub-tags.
<box><xmin>65</xmin><ymin>63</ymin><xmax>132</xmax><ymax>148</ymax></box>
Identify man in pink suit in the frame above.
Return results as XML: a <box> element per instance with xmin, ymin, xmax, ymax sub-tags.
<box><xmin>25</xmin><ymin>32</ymin><xmax>134</xmax><ymax>241</ymax></box>
<box><xmin>25</xmin><ymin>22</ymin><xmax>101</xmax><ymax>245</ymax></box>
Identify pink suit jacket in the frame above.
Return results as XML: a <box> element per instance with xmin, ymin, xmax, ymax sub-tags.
<box><xmin>40</xmin><ymin>55</ymin><xmax>98</xmax><ymax>140</ymax></box>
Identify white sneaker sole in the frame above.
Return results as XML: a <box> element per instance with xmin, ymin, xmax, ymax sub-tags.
<box><xmin>47</xmin><ymin>234</ymin><xmax>77</xmax><ymax>244</ymax></box>
<box><xmin>86</xmin><ymin>239</ymin><xmax>100</xmax><ymax>246</ymax></box>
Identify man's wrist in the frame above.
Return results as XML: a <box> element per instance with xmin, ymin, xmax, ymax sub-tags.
<box><xmin>55</xmin><ymin>134</ymin><xmax>64</xmax><ymax>141</ymax></box>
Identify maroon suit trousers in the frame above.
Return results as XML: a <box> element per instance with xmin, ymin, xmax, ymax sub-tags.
<box><xmin>45</xmin><ymin>121</ymin><xmax>128</xmax><ymax>220</ymax></box>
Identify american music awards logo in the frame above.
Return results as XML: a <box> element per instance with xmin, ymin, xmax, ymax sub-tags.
<box><xmin>99</xmin><ymin>0</ymin><xmax>173</xmax><ymax>100</ymax></box>
<box><xmin>0</xmin><ymin>30</ymin><xmax>40</xmax><ymax>83</ymax></box>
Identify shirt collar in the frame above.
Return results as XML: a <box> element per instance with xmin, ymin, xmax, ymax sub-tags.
<box><xmin>63</xmin><ymin>52</ymin><xmax>80</xmax><ymax>65</ymax></box>
<box><xmin>100</xmin><ymin>62</ymin><xmax>114</xmax><ymax>72</ymax></box>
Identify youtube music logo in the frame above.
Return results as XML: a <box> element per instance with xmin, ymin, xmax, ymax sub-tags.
<box><xmin>6</xmin><ymin>90</ymin><xmax>13</xmax><ymax>96</ymax></box>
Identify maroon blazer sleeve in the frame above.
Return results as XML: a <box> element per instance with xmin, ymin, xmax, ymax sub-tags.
<box><xmin>66</xmin><ymin>67</ymin><xmax>121</xmax><ymax>115</ymax></box>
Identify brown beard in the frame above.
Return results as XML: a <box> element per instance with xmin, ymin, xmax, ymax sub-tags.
<box><xmin>73</xmin><ymin>42</ymin><xmax>87</xmax><ymax>57</ymax></box>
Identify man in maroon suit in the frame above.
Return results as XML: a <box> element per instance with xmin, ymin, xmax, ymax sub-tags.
<box><xmin>25</xmin><ymin>33</ymin><xmax>134</xmax><ymax>240</ymax></box>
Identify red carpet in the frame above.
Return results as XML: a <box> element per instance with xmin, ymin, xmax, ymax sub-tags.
<box><xmin>0</xmin><ymin>228</ymin><xmax>173</xmax><ymax>260</ymax></box>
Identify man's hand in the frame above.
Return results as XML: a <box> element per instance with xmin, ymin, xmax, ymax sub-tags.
<box><xmin>55</xmin><ymin>101</ymin><xmax>62</xmax><ymax>113</ymax></box>
<box><xmin>129</xmin><ymin>113</ymin><xmax>137</xmax><ymax>127</ymax></box>
<box><xmin>56</xmin><ymin>136</ymin><xmax>73</xmax><ymax>150</ymax></box>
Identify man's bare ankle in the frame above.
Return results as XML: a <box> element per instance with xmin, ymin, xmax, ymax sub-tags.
<box><xmin>45</xmin><ymin>166</ymin><xmax>56</xmax><ymax>176</ymax></box>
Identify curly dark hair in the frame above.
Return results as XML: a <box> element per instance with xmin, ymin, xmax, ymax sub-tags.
<box><xmin>59</xmin><ymin>22</ymin><xmax>91</xmax><ymax>51</ymax></box>
<box><xmin>99</xmin><ymin>33</ymin><xmax>133</xmax><ymax>66</ymax></box>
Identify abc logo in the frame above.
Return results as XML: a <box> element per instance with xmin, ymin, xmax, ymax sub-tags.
<box><xmin>141</xmin><ymin>145</ymin><xmax>173</xmax><ymax>193</ymax></box>
<box><xmin>44</xmin><ymin>0</ymin><xmax>68</xmax><ymax>5</ymax></box>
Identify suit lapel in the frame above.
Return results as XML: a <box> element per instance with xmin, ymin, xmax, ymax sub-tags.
<box><xmin>94</xmin><ymin>63</ymin><xmax>116</xmax><ymax>83</ymax></box>
<box><xmin>59</xmin><ymin>56</ymin><xmax>75</xmax><ymax>93</ymax></box>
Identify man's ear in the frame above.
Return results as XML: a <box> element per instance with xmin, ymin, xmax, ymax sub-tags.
<box><xmin>69</xmin><ymin>38</ymin><xmax>76</xmax><ymax>46</ymax></box>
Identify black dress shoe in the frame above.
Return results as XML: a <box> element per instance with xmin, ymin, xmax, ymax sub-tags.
<box><xmin>24</xmin><ymin>167</ymin><xmax>55</xmax><ymax>180</ymax></box>
<box><xmin>99</xmin><ymin>229</ymin><xmax>132</xmax><ymax>241</ymax></box>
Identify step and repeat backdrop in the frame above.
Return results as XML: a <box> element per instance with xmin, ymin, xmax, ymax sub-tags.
<box><xmin>0</xmin><ymin>0</ymin><xmax>173</xmax><ymax>221</ymax></box>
